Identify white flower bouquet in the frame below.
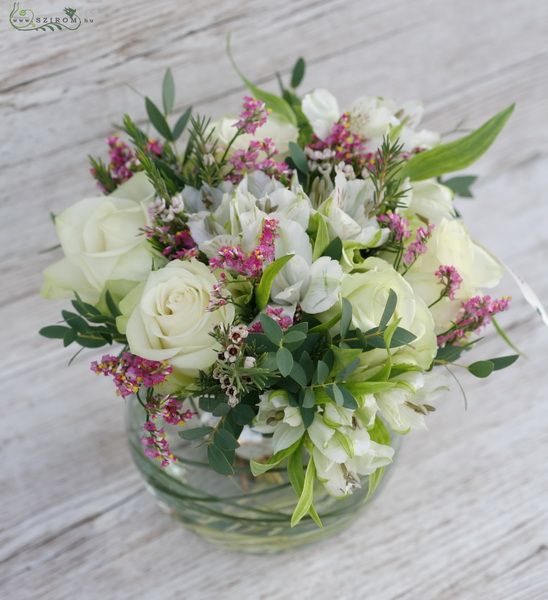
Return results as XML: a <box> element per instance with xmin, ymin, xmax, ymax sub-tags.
<box><xmin>41</xmin><ymin>49</ymin><xmax>523</xmax><ymax>529</ymax></box>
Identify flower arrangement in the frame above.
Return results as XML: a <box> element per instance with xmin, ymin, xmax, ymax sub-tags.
<box><xmin>41</xmin><ymin>49</ymin><xmax>523</xmax><ymax>528</ymax></box>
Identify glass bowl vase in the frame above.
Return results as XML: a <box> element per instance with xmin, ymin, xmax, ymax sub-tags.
<box><xmin>126</xmin><ymin>395</ymin><xmax>398</xmax><ymax>554</ymax></box>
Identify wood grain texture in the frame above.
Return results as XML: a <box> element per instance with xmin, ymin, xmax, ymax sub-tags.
<box><xmin>1</xmin><ymin>1</ymin><xmax>547</xmax><ymax>598</ymax></box>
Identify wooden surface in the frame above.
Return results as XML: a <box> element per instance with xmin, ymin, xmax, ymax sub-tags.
<box><xmin>1</xmin><ymin>1</ymin><xmax>548</xmax><ymax>598</ymax></box>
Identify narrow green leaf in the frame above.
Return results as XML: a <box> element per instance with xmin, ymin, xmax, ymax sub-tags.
<box><xmin>287</xmin><ymin>443</ymin><xmax>322</xmax><ymax>527</ymax></box>
<box><xmin>74</xmin><ymin>335</ymin><xmax>107</xmax><ymax>348</ymax></box>
<box><xmin>442</xmin><ymin>175</ymin><xmax>477</xmax><ymax>198</ymax></box>
<box><xmin>260</xmin><ymin>313</ymin><xmax>283</xmax><ymax>345</ymax></box>
<box><xmin>276</xmin><ymin>346</ymin><xmax>294</xmax><ymax>377</ymax></box>
<box><xmin>468</xmin><ymin>360</ymin><xmax>495</xmax><ymax>378</ymax></box>
<box><xmin>162</xmin><ymin>68</ymin><xmax>175</xmax><ymax>115</ymax></box>
<box><xmin>255</xmin><ymin>254</ymin><xmax>294</xmax><ymax>310</ymax></box>
<box><xmin>401</xmin><ymin>104</ymin><xmax>514</xmax><ymax>181</ymax></box>
<box><xmin>368</xmin><ymin>416</ymin><xmax>391</xmax><ymax>445</ymax></box>
<box><xmin>145</xmin><ymin>96</ymin><xmax>174</xmax><ymax>141</ymax></box>
<box><xmin>226</xmin><ymin>34</ymin><xmax>297</xmax><ymax>125</ymax></box>
<box><xmin>379</xmin><ymin>289</ymin><xmax>397</xmax><ymax>329</ymax></box>
<box><xmin>340</xmin><ymin>298</ymin><xmax>353</xmax><ymax>339</ymax></box>
<box><xmin>172</xmin><ymin>106</ymin><xmax>192</xmax><ymax>140</ymax></box>
<box><xmin>39</xmin><ymin>325</ymin><xmax>71</xmax><ymax>339</ymax></box>
<box><xmin>311</xmin><ymin>213</ymin><xmax>330</xmax><ymax>260</ymax></box>
<box><xmin>105</xmin><ymin>290</ymin><xmax>121</xmax><ymax>317</ymax></box>
<box><xmin>288</xmin><ymin>141</ymin><xmax>309</xmax><ymax>174</ymax></box>
<box><xmin>491</xmin><ymin>316</ymin><xmax>523</xmax><ymax>355</ymax></box>
<box><xmin>178</xmin><ymin>426</ymin><xmax>213</xmax><ymax>441</ymax></box>
<box><xmin>300</xmin><ymin>405</ymin><xmax>316</xmax><ymax>428</ymax></box>
<box><xmin>366</xmin><ymin>467</ymin><xmax>386</xmax><ymax>501</ymax></box>
<box><xmin>389</xmin><ymin>327</ymin><xmax>417</xmax><ymax>348</ymax></box>
<box><xmin>291</xmin><ymin>457</ymin><xmax>316</xmax><ymax>527</ymax></box>
<box><xmin>250</xmin><ymin>439</ymin><xmax>300</xmax><ymax>476</ymax></box>
<box><xmin>290</xmin><ymin>57</ymin><xmax>306</xmax><ymax>88</ymax></box>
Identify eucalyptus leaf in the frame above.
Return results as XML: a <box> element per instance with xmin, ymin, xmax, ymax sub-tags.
<box><xmin>442</xmin><ymin>175</ymin><xmax>477</xmax><ymax>198</ymax></box>
<box><xmin>39</xmin><ymin>325</ymin><xmax>72</xmax><ymax>339</ymax></box>
<box><xmin>288</xmin><ymin>141</ymin><xmax>308</xmax><ymax>174</ymax></box>
<box><xmin>379</xmin><ymin>289</ymin><xmax>397</xmax><ymax>329</ymax></box>
<box><xmin>276</xmin><ymin>346</ymin><xmax>294</xmax><ymax>377</ymax></box>
<box><xmin>162</xmin><ymin>68</ymin><xmax>175</xmax><ymax>115</ymax></box>
<box><xmin>259</xmin><ymin>313</ymin><xmax>283</xmax><ymax>345</ymax></box>
<box><xmin>207</xmin><ymin>444</ymin><xmax>234</xmax><ymax>475</ymax></box>
<box><xmin>468</xmin><ymin>360</ymin><xmax>495</xmax><ymax>378</ymax></box>
<box><xmin>178</xmin><ymin>426</ymin><xmax>213</xmax><ymax>441</ymax></box>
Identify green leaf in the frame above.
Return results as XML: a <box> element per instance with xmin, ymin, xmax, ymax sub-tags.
<box><xmin>340</xmin><ymin>298</ymin><xmax>353</xmax><ymax>338</ymax></box>
<box><xmin>366</xmin><ymin>467</ymin><xmax>386</xmax><ymax>501</ymax></box>
<box><xmin>490</xmin><ymin>354</ymin><xmax>519</xmax><ymax>371</ymax></box>
<box><xmin>389</xmin><ymin>327</ymin><xmax>417</xmax><ymax>348</ymax></box>
<box><xmin>63</xmin><ymin>329</ymin><xmax>76</xmax><ymax>347</ymax></box>
<box><xmin>290</xmin><ymin>57</ymin><xmax>306</xmax><ymax>88</ymax></box>
<box><xmin>178</xmin><ymin>426</ymin><xmax>213</xmax><ymax>441</ymax></box>
<box><xmin>276</xmin><ymin>346</ymin><xmax>294</xmax><ymax>377</ymax></box>
<box><xmin>288</xmin><ymin>141</ymin><xmax>308</xmax><ymax>174</ymax></box>
<box><xmin>104</xmin><ymin>290</ymin><xmax>121</xmax><ymax>317</ymax></box>
<box><xmin>315</xmin><ymin>360</ymin><xmax>330</xmax><ymax>385</ymax></box>
<box><xmin>39</xmin><ymin>325</ymin><xmax>71</xmax><ymax>339</ymax></box>
<box><xmin>300</xmin><ymin>405</ymin><xmax>316</xmax><ymax>428</ymax></box>
<box><xmin>311</xmin><ymin>213</ymin><xmax>331</xmax><ymax>260</ymax></box>
<box><xmin>73</xmin><ymin>335</ymin><xmax>107</xmax><ymax>348</ymax></box>
<box><xmin>302</xmin><ymin>388</ymin><xmax>316</xmax><ymax>408</ymax></box>
<box><xmin>255</xmin><ymin>254</ymin><xmax>295</xmax><ymax>310</ymax></box>
<box><xmin>322</xmin><ymin>237</ymin><xmax>343</xmax><ymax>261</ymax></box>
<box><xmin>291</xmin><ymin>456</ymin><xmax>316</xmax><ymax>527</ymax></box>
<box><xmin>436</xmin><ymin>344</ymin><xmax>467</xmax><ymax>363</ymax></box>
<box><xmin>337</xmin><ymin>385</ymin><xmax>359</xmax><ymax>409</ymax></box>
<box><xmin>491</xmin><ymin>316</ymin><xmax>522</xmax><ymax>355</ymax></box>
<box><xmin>259</xmin><ymin>313</ymin><xmax>283</xmax><ymax>345</ymax></box>
<box><xmin>401</xmin><ymin>104</ymin><xmax>515</xmax><ymax>181</ymax></box>
<box><xmin>162</xmin><ymin>68</ymin><xmax>175</xmax><ymax>115</ymax></box>
<box><xmin>288</xmin><ymin>444</ymin><xmax>323</xmax><ymax>527</ymax></box>
<box><xmin>368</xmin><ymin>416</ymin><xmax>391</xmax><ymax>445</ymax></box>
<box><xmin>232</xmin><ymin>403</ymin><xmax>256</xmax><ymax>426</ymax></box>
<box><xmin>215</xmin><ymin>429</ymin><xmax>239</xmax><ymax>450</ymax></box>
<box><xmin>326</xmin><ymin>383</ymin><xmax>344</xmax><ymax>406</ymax></box>
<box><xmin>145</xmin><ymin>96</ymin><xmax>174</xmax><ymax>141</ymax></box>
<box><xmin>442</xmin><ymin>175</ymin><xmax>477</xmax><ymax>198</ymax></box>
<box><xmin>61</xmin><ymin>310</ymin><xmax>87</xmax><ymax>333</ymax></box>
<box><xmin>283</xmin><ymin>330</ymin><xmax>307</xmax><ymax>346</ymax></box>
<box><xmin>226</xmin><ymin>34</ymin><xmax>297</xmax><ymax>125</ymax></box>
<box><xmin>250</xmin><ymin>439</ymin><xmax>301</xmax><ymax>476</ymax></box>
<box><xmin>468</xmin><ymin>360</ymin><xmax>495</xmax><ymax>378</ymax></box>
<box><xmin>379</xmin><ymin>289</ymin><xmax>397</xmax><ymax>329</ymax></box>
<box><xmin>207</xmin><ymin>444</ymin><xmax>234</xmax><ymax>476</ymax></box>
<box><xmin>289</xmin><ymin>362</ymin><xmax>308</xmax><ymax>386</ymax></box>
<box><xmin>172</xmin><ymin>106</ymin><xmax>192</xmax><ymax>140</ymax></box>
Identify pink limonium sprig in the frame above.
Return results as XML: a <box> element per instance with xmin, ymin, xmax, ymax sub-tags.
<box><xmin>437</xmin><ymin>295</ymin><xmax>511</xmax><ymax>347</ymax></box>
<box><xmin>403</xmin><ymin>224</ymin><xmax>435</xmax><ymax>268</ymax></box>
<box><xmin>210</xmin><ymin>218</ymin><xmax>280</xmax><ymax>278</ymax></box>
<box><xmin>430</xmin><ymin>265</ymin><xmax>464</xmax><ymax>307</ymax></box>
<box><xmin>377</xmin><ymin>212</ymin><xmax>411</xmax><ymax>242</ymax></box>
<box><xmin>228</xmin><ymin>138</ymin><xmax>291</xmax><ymax>183</ymax></box>
<box><xmin>141</xmin><ymin>421</ymin><xmax>174</xmax><ymax>467</ymax></box>
<box><xmin>91</xmin><ymin>352</ymin><xmax>173</xmax><ymax>398</ymax></box>
<box><xmin>248</xmin><ymin>306</ymin><xmax>294</xmax><ymax>332</ymax></box>
<box><xmin>233</xmin><ymin>96</ymin><xmax>268</xmax><ymax>134</ymax></box>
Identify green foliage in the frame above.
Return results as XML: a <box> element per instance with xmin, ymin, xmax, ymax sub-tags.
<box><xmin>290</xmin><ymin>57</ymin><xmax>306</xmax><ymax>88</ymax></box>
<box><xmin>162</xmin><ymin>68</ymin><xmax>175</xmax><ymax>115</ymax></box>
<box><xmin>291</xmin><ymin>455</ymin><xmax>317</xmax><ymax>527</ymax></box>
<box><xmin>39</xmin><ymin>292</ymin><xmax>126</xmax><ymax>352</ymax></box>
<box><xmin>467</xmin><ymin>354</ymin><xmax>519</xmax><ymax>378</ymax></box>
<box><xmin>172</xmin><ymin>106</ymin><xmax>192</xmax><ymax>140</ymax></box>
<box><xmin>401</xmin><ymin>104</ymin><xmax>514</xmax><ymax>181</ymax></box>
<box><xmin>255</xmin><ymin>254</ymin><xmax>295</xmax><ymax>310</ymax></box>
<box><xmin>442</xmin><ymin>175</ymin><xmax>477</xmax><ymax>198</ymax></box>
<box><xmin>145</xmin><ymin>96</ymin><xmax>174</xmax><ymax>141</ymax></box>
<box><xmin>88</xmin><ymin>155</ymin><xmax>116</xmax><ymax>194</ymax></box>
<box><xmin>288</xmin><ymin>141</ymin><xmax>309</xmax><ymax>175</ymax></box>
<box><xmin>178</xmin><ymin>426</ymin><xmax>213</xmax><ymax>440</ymax></box>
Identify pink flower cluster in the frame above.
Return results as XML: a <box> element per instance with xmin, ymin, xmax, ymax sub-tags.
<box><xmin>90</xmin><ymin>352</ymin><xmax>173</xmax><ymax>397</ymax></box>
<box><xmin>435</xmin><ymin>265</ymin><xmax>463</xmax><ymax>301</ymax></box>
<box><xmin>145</xmin><ymin>397</ymin><xmax>196</xmax><ymax>426</ymax></box>
<box><xmin>145</xmin><ymin>225</ymin><xmax>197</xmax><ymax>261</ymax></box>
<box><xmin>210</xmin><ymin>218</ymin><xmax>279</xmax><ymax>278</ymax></box>
<box><xmin>437</xmin><ymin>295</ymin><xmax>511</xmax><ymax>346</ymax></box>
<box><xmin>141</xmin><ymin>421</ymin><xmax>174</xmax><ymax>467</ymax></box>
<box><xmin>248</xmin><ymin>306</ymin><xmax>294</xmax><ymax>332</ymax></box>
<box><xmin>404</xmin><ymin>224</ymin><xmax>435</xmax><ymax>266</ymax></box>
<box><xmin>234</xmin><ymin>96</ymin><xmax>268</xmax><ymax>135</ymax></box>
<box><xmin>377</xmin><ymin>212</ymin><xmax>411</xmax><ymax>242</ymax></box>
<box><xmin>309</xmin><ymin>113</ymin><xmax>369</xmax><ymax>163</ymax></box>
<box><xmin>228</xmin><ymin>138</ymin><xmax>291</xmax><ymax>183</ymax></box>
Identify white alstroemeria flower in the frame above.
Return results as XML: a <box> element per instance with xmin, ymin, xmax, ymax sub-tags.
<box><xmin>349</xmin><ymin>96</ymin><xmax>439</xmax><ymax>152</ymax></box>
<box><xmin>301</xmin><ymin>89</ymin><xmax>340</xmax><ymax>139</ymax></box>
<box><xmin>253</xmin><ymin>390</ymin><xmax>305</xmax><ymax>453</ymax></box>
<box><xmin>181</xmin><ymin>181</ymin><xmax>232</xmax><ymax>214</ymax></box>
<box><xmin>405</xmin><ymin>180</ymin><xmax>456</xmax><ymax>225</ymax></box>
<box><xmin>318</xmin><ymin>172</ymin><xmax>388</xmax><ymax>249</ymax></box>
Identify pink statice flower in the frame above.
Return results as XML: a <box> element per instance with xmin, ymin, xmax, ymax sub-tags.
<box><xmin>145</xmin><ymin>397</ymin><xmax>196</xmax><ymax>426</ymax></box>
<box><xmin>248</xmin><ymin>306</ymin><xmax>294</xmax><ymax>332</ymax></box>
<box><xmin>228</xmin><ymin>138</ymin><xmax>291</xmax><ymax>183</ymax></box>
<box><xmin>234</xmin><ymin>96</ymin><xmax>268</xmax><ymax>134</ymax></box>
<box><xmin>90</xmin><ymin>352</ymin><xmax>173</xmax><ymax>397</ymax></box>
<box><xmin>435</xmin><ymin>265</ymin><xmax>463</xmax><ymax>300</ymax></box>
<box><xmin>437</xmin><ymin>295</ymin><xmax>511</xmax><ymax>346</ymax></box>
<box><xmin>141</xmin><ymin>420</ymin><xmax>174</xmax><ymax>467</ymax></box>
<box><xmin>210</xmin><ymin>218</ymin><xmax>280</xmax><ymax>278</ymax></box>
<box><xmin>377</xmin><ymin>212</ymin><xmax>411</xmax><ymax>242</ymax></box>
<box><xmin>403</xmin><ymin>224</ymin><xmax>435</xmax><ymax>266</ymax></box>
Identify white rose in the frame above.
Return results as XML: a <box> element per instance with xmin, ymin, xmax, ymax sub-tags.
<box><xmin>301</xmin><ymin>89</ymin><xmax>340</xmax><ymax>139</ymax></box>
<box><xmin>338</xmin><ymin>257</ymin><xmax>437</xmax><ymax>370</ymax></box>
<box><xmin>404</xmin><ymin>218</ymin><xmax>504</xmax><ymax>332</ymax></box>
<box><xmin>41</xmin><ymin>173</ymin><xmax>156</xmax><ymax>304</ymax></box>
<box><xmin>212</xmin><ymin>115</ymin><xmax>298</xmax><ymax>155</ymax></box>
<box><xmin>405</xmin><ymin>180</ymin><xmax>455</xmax><ymax>225</ymax></box>
<box><xmin>124</xmin><ymin>259</ymin><xmax>234</xmax><ymax>380</ymax></box>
